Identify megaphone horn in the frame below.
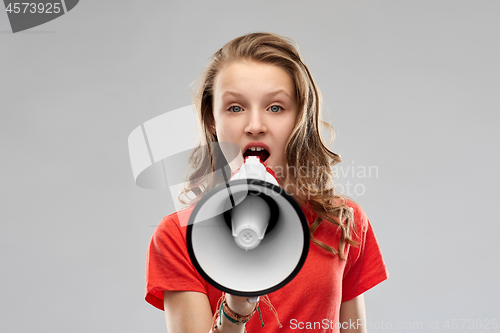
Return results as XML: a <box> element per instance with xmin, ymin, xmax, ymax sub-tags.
<box><xmin>187</xmin><ymin>156</ymin><xmax>309</xmax><ymax>297</ymax></box>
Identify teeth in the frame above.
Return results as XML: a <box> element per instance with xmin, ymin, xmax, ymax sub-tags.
<box><xmin>249</xmin><ymin>147</ymin><xmax>264</xmax><ymax>151</ymax></box>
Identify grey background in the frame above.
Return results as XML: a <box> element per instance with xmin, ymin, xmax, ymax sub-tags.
<box><xmin>1</xmin><ymin>0</ymin><xmax>499</xmax><ymax>332</ymax></box>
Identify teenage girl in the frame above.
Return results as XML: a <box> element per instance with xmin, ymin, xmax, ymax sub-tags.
<box><xmin>145</xmin><ymin>32</ymin><xmax>388</xmax><ymax>333</ymax></box>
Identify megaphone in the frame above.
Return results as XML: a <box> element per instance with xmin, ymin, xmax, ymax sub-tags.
<box><xmin>187</xmin><ymin>156</ymin><xmax>309</xmax><ymax>297</ymax></box>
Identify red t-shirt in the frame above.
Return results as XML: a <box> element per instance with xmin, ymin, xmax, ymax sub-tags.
<box><xmin>145</xmin><ymin>200</ymin><xmax>388</xmax><ymax>332</ymax></box>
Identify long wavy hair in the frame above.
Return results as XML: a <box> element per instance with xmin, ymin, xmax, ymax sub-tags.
<box><xmin>179</xmin><ymin>32</ymin><xmax>358</xmax><ymax>259</ymax></box>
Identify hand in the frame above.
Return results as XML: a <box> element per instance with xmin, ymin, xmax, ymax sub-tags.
<box><xmin>225</xmin><ymin>294</ymin><xmax>259</xmax><ymax>317</ymax></box>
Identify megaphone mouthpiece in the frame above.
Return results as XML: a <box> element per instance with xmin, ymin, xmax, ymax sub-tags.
<box><xmin>231</xmin><ymin>156</ymin><xmax>279</xmax><ymax>186</ymax></box>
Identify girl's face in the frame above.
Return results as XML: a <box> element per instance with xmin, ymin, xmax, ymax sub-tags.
<box><xmin>211</xmin><ymin>61</ymin><xmax>298</xmax><ymax>176</ymax></box>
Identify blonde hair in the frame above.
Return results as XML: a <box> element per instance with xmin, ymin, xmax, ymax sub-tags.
<box><xmin>180</xmin><ymin>32</ymin><xmax>358</xmax><ymax>259</ymax></box>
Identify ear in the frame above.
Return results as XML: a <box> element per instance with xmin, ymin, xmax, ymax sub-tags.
<box><xmin>207</xmin><ymin>116</ymin><xmax>217</xmax><ymax>135</ymax></box>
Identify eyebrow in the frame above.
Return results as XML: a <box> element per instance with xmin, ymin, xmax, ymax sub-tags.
<box><xmin>221</xmin><ymin>89</ymin><xmax>293</xmax><ymax>100</ymax></box>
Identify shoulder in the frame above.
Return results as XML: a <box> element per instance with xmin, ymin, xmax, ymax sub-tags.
<box><xmin>342</xmin><ymin>199</ymin><xmax>388</xmax><ymax>280</ymax></box>
<box><xmin>303</xmin><ymin>198</ymin><xmax>368</xmax><ymax>230</ymax></box>
<box><xmin>340</xmin><ymin>198</ymin><xmax>369</xmax><ymax>237</ymax></box>
<box><xmin>156</xmin><ymin>205</ymin><xmax>195</xmax><ymax>230</ymax></box>
<box><xmin>151</xmin><ymin>205</ymin><xmax>196</xmax><ymax>242</ymax></box>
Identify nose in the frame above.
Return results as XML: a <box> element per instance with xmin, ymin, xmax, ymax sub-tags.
<box><xmin>245</xmin><ymin>110</ymin><xmax>267</xmax><ymax>136</ymax></box>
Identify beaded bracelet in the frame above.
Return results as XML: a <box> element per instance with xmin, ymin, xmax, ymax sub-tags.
<box><xmin>222</xmin><ymin>300</ymin><xmax>256</xmax><ymax>325</ymax></box>
<box><xmin>212</xmin><ymin>293</ymin><xmax>281</xmax><ymax>332</ymax></box>
<box><xmin>212</xmin><ymin>294</ymin><xmax>258</xmax><ymax>332</ymax></box>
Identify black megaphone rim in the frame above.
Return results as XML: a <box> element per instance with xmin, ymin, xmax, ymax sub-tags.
<box><xmin>186</xmin><ymin>178</ymin><xmax>309</xmax><ymax>297</ymax></box>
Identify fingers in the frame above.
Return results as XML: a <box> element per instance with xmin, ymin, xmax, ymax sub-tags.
<box><xmin>225</xmin><ymin>293</ymin><xmax>260</xmax><ymax>316</ymax></box>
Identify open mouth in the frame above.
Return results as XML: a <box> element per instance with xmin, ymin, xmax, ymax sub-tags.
<box><xmin>243</xmin><ymin>147</ymin><xmax>270</xmax><ymax>163</ymax></box>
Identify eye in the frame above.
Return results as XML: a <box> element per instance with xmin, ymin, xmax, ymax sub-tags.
<box><xmin>228</xmin><ymin>105</ymin><xmax>242</xmax><ymax>113</ymax></box>
<box><xmin>269</xmin><ymin>105</ymin><xmax>283</xmax><ymax>113</ymax></box>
